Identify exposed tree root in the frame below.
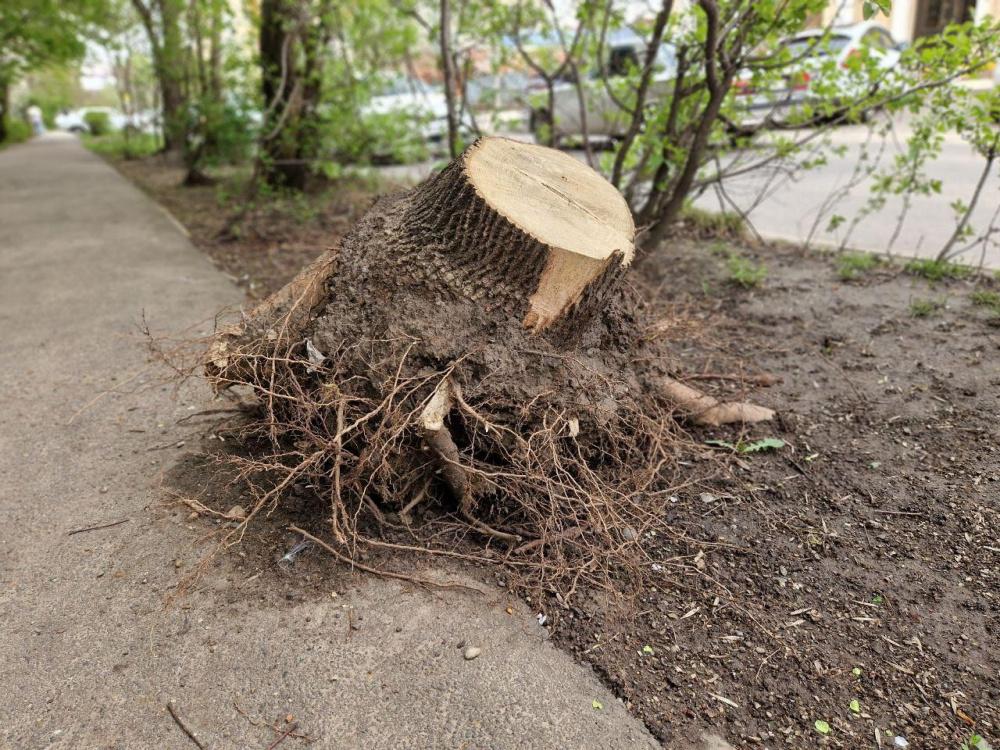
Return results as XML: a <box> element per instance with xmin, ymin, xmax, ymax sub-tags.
<box><xmin>290</xmin><ymin>525</ymin><xmax>487</xmax><ymax>594</ymax></box>
<box><xmin>208</xmin><ymin>247</ymin><xmax>338</xmax><ymax>377</ymax></box>
<box><xmin>420</xmin><ymin>378</ymin><xmax>522</xmax><ymax>545</ymax></box>
<box><xmin>659</xmin><ymin>376</ymin><xmax>775</xmax><ymax>426</ymax></box>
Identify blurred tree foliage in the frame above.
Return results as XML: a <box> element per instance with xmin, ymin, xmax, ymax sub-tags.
<box><xmin>0</xmin><ymin>0</ymin><xmax>103</xmax><ymax>141</ymax></box>
<box><xmin>8</xmin><ymin>0</ymin><xmax>998</xmax><ymax>256</ymax></box>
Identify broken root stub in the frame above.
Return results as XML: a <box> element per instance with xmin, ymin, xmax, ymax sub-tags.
<box><xmin>205</xmin><ymin>136</ymin><xmax>775</xmax><ymax>599</ymax></box>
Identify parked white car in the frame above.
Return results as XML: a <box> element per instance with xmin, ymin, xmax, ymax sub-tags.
<box><xmin>734</xmin><ymin>22</ymin><xmax>904</xmax><ymax>126</ymax></box>
<box><xmin>363</xmin><ymin>77</ymin><xmax>452</xmax><ymax>143</ymax></box>
<box><xmin>528</xmin><ymin>30</ymin><xmax>678</xmax><ymax>143</ymax></box>
<box><xmin>360</xmin><ymin>76</ymin><xmax>475</xmax><ymax>160</ymax></box>
<box><xmin>55</xmin><ymin>107</ymin><xmax>123</xmax><ymax>133</ymax></box>
<box><xmin>54</xmin><ymin>106</ymin><xmax>158</xmax><ymax>134</ymax></box>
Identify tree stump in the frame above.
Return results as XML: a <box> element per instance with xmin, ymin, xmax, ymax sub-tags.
<box><xmin>207</xmin><ymin>136</ymin><xmax>771</xmax><ymax>562</ymax></box>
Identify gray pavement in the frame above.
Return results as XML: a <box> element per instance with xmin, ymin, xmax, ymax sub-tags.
<box><xmin>700</xmin><ymin>119</ymin><xmax>1000</xmax><ymax>269</ymax></box>
<box><xmin>0</xmin><ymin>134</ymin><xmax>664</xmax><ymax>749</ymax></box>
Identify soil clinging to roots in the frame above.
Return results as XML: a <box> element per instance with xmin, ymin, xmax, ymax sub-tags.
<box><xmin>202</xmin><ymin>138</ymin><xmax>741</xmax><ymax>605</ymax></box>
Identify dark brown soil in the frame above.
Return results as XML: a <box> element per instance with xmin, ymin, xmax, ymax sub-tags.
<box><xmin>117</xmin><ymin>156</ymin><xmax>999</xmax><ymax>749</ymax></box>
<box><xmin>557</xmin><ymin>240</ymin><xmax>999</xmax><ymax>749</ymax></box>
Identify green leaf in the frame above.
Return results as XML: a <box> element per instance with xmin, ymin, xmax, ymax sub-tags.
<box><xmin>705</xmin><ymin>439</ymin><xmax>736</xmax><ymax>450</ymax></box>
<box><xmin>739</xmin><ymin>438</ymin><xmax>786</xmax><ymax>453</ymax></box>
<box><xmin>706</xmin><ymin>438</ymin><xmax>785</xmax><ymax>454</ymax></box>
<box><xmin>592</xmin><ymin>699</ymin><xmax>603</xmax><ymax>710</ymax></box>
<box><xmin>642</xmin><ymin>645</ymin><xmax>655</xmax><ymax>655</ymax></box>
<box><xmin>850</xmin><ymin>699</ymin><xmax>861</xmax><ymax>713</ymax></box>
<box><xmin>815</xmin><ymin>719</ymin><xmax>831</xmax><ymax>735</ymax></box>
<box><xmin>852</xmin><ymin>667</ymin><xmax>862</xmax><ymax>677</ymax></box>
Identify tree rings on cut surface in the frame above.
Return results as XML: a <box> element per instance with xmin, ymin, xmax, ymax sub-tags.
<box><xmin>408</xmin><ymin>136</ymin><xmax>635</xmax><ymax>333</ymax></box>
<box><xmin>467</xmin><ymin>137</ymin><xmax>634</xmax><ymax>331</ymax></box>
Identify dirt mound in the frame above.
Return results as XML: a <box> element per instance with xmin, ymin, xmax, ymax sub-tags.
<box><xmin>200</xmin><ymin>138</ymin><xmax>769</xmax><ymax>601</ymax></box>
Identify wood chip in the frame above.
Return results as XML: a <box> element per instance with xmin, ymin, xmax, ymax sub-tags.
<box><xmin>710</xmin><ymin>693</ymin><xmax>740</xmax><ymax>709</ymax></box>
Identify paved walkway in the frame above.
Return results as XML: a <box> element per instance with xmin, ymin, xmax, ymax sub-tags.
<box><xmin>0</xmin><ymin>134</ymin><xmax>663</xmax><ymax>748</ymax></box>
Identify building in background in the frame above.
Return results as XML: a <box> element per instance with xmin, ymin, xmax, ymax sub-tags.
<box><xmin>817</xmin><ymin>0</ymin><xmax>998</xmax><ymax>41</ymax></box>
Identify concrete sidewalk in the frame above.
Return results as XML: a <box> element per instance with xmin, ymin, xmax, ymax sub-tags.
<box><xmin>0</xmin><ymin>134</ymin><xmax>663</xmax><ymax>748</ymax></box>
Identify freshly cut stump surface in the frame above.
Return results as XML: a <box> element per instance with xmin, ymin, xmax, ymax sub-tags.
<box><xmin>461</xmin><ymin>139</ymin><xmax>635</xmax><ymax>331</ymax></box>
<box><xmin>406</xmin><ymin>137</ymin><xmax>635</xmax><ymax>334</ymax></box>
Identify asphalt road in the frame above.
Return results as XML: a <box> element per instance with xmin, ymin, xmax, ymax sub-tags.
<box><xmin>697</xmin><ymin>119</ymin><xmax>1000</xmax><ymax>268</ymax></box>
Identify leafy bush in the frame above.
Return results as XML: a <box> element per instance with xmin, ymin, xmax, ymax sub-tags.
<box><xmin>726</xmin><ymin>255</ymin><xmax>767</xmax><ymax>288</ymax></box>
<box><xmin>185</xmin><ymin>98</ymin><xmax>257</xmax><ymax>168</ymax></box>
<box><xmin>328</xmin><ymin>109</ymin><xmax>435</xmax><ymax>167</ymax></box>
<box><xmin>83</xmin><ymin>111</ymin><xmax>111</xmax><ymax>136</ymax></box>
<box><xmin>1</xmin><ymin>118</ymin><xmax>31</xmax><ymax>147</ymax></box>
<box><xmin>837</xmin><ymin>252</ymin><xmax>882</xmax><ymax>281</ymax></box>
<box><xmin>679</xmin><ymin>206</ymin><xmax>746</xmax><ymax>240</ymax></box>
<box><xmin>970</xmin><ymin>290</ymin><xmax>1000</xmax><ymax>314</ymax></box>
<box><xmin>909</xmin><ymin>298</ymin><xmax>942</xmax><ymax>317</ymax></box>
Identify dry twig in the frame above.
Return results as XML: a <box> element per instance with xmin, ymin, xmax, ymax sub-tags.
<box><xmin>166</xmin><ymin>700</ymin><xmax>206</xmax><ymax>750</ymax></box>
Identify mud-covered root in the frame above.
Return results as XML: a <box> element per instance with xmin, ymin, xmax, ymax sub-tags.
<box><xmin>206</xmin><ymin>247</ymin><xmax>338</xmax><ymax>383</ymax></box>
<box><xmin>420</xmin><ymin>378</ymin><xmax>521</xmax><ymax>544</ymax></box>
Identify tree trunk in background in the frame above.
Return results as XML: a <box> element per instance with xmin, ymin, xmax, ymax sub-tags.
<box><xmin>208</xmin><ymin>0</ymin><xmax>223</xmax><ymax>100</ymax></box>
<box><xmin>0</xmin><ymin>78</ymin><xmax>10</xmax><ymax>143</ymax></box>
<box><xmin>158</xmin><ymin>0</ymin><xmax>186</xmax><ymax>157</ymax></box>
<box><xmin>439</xmin><ymin>0</ymin><xmax>459</xmax><ymax>159</ymax></box>
<box><xmin>131</xmin><ymin>0</ymin><xmax>188</xmax><ymax>159</ymax></box>
<box><xmin>258</xmin><ymin>0</ymin><xmax>308</xmax><ymax>189</ymax></box>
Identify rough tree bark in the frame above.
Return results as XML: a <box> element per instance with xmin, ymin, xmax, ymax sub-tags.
<box><xmin>0</xmin><ymin>78</ymin><xmax>9</xmax><ymax>143</ymax></box>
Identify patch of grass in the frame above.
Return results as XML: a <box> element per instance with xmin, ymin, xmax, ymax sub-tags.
<box><xmin>909</xmin><ymin>298</ymin><xmax>942</xmax><ymax>317</ymax></box>
<box><xmin>726</xmin><ymin>254</ymin><xmax>767</xmax><ymax>288</ymax></box>
<box><xmin>708</xmin><ymin>239</ymin><xmax>731</xmax><ymax>256</ymax></box>
<box><xmin>904</xmin><ymin>258</ymin><xmax>972</xmax><ymax>282</ymax></box>
<box><xmin>970</xmin><ymin>290</ymin><xmax>1000</xmax><ymax>314</ymax></box>
<box><xmin>679</xmin><ymin>205</ymin><xmax>746</xmax><ymax>239</ymax></box>
<box><xmin>83</xmin><ymin>131</ymin><xmax>161</xmax><ymax>160</ymax></box>
<box><xmin>836</xmin><ymin>251</ymin><xmax>882</xmax><ymax>281</ymax></box>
